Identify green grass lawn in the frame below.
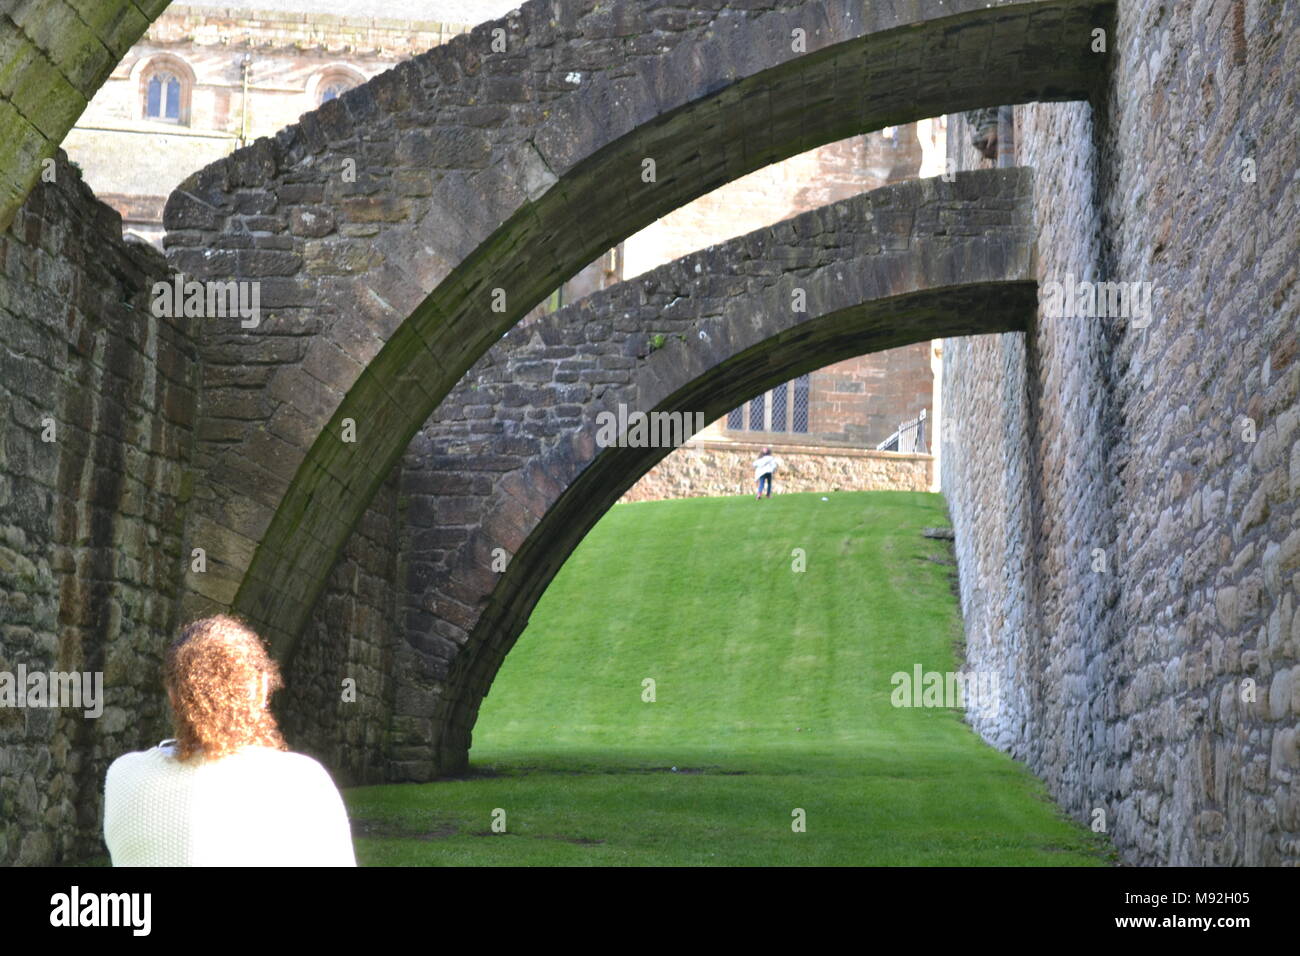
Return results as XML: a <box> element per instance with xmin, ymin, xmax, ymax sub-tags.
<box><xmin>347</xmin><ymin>490</ymin><xmax>1112</xmax><ymax>866</ymax></box>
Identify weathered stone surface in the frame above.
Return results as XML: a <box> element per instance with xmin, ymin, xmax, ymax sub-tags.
<box><xmin>0</xmin><ymin>153</ymin><xmax>197</xmax><ymax>866</ymax></box>
<box><xmin>156</xmin><ymin>0</ymin><xmax>1109</xmax><ymax>658</ymax></box>
<box><xmin>941</xmin><ymin>0</ymin><xmax>1300</xmax><ymax>866</ymax></box>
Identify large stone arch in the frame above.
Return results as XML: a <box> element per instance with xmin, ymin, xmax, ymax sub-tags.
<box><xmin>362</xmin><ymin>167</ymin><xmax>1036</xmax><ymax>776</ymax></box>
<box><xmin>162</xmin><ymin>0</ymin><xmax>1109</xmax><ymax>657</ymax></box>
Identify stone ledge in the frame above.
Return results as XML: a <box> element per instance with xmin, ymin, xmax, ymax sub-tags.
<box><xmin>685</xmin><ymin>436</ymin><xmax>933</xmax><ymax>463</ymax></box>
<box><xmin>621</xmin><ymin>442</ymin><xmax>934</xmax><ymax>504</ymax></box>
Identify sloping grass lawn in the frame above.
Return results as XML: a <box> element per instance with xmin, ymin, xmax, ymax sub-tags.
<box><xmin>346</xmin><ymin>490</ymin><xmax>1111</xmax><ymax>866</ymax></box>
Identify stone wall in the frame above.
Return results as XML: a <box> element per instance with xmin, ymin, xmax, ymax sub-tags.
<box><xmin>621</xmin><ymin>440</ymin><xmax>931</xmax><ymax>502</ymax></box>
<box><xmin>806</xmin><ymin>344</ymin><xmax>934</xmax><ymax>446</ymax></box>
<box><xmin>276</xmin><ymin>465</ymin><xmax>403</xmax><ymax>787</ymax></box>
<box><xmin>942</xmin><ymin>0</ymin><xmax>1300</xmax><ymax>865</ymax></box>
<box><xmin>0</xmin><ymin>153</ymin><xmax>198</xmax><ymax>865</ymax></box>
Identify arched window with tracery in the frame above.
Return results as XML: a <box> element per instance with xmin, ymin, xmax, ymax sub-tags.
<box><xmin>140</xmin><ymin>58</ymin><xmax>192</xmax><ymax>124</ymax></box>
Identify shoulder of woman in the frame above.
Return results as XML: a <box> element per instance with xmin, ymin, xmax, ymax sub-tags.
<box><xmin>105</xmin><ymin>751</ymin><xmax>138</xmax><ymax>778</ymax></box>
<box><xmin>105</xmin><ymin>743</ymin><xmax>171</xmax><ymax>783</ymax></box>
<box><xmin>254</xmin><ymin>749</ymin><xmax>338</xmax><ymax>784</ymax></box>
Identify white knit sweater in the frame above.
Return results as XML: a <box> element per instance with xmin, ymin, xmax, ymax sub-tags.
<box><xmin>103</xmin><ymin>741</ymin><xmax>357</xmax><ymax>866</ymax></box>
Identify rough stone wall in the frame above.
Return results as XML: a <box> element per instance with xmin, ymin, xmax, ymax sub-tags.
<box><xmin>943</xmin><ymin>100</ymin><xmax>1115</xmax><ymax>810</ymax></box>
<box><xmin>277</xmin><ymin>466</ymin><xmax>402</xmax><ymax>787</ymax></box>
<box><xmin>0</xmin><ymin>152</ymin><xmax>198</xmax><ymax>865</ymax></box>
<box><xmin>940</xmin><ymin>331</ymin><xmax>1037</xmax><ymax>755</ymax></box>
<box><xmin>943</xmin><ymin>0</ymin><xmax>1300</xmax><ymax>865</ymax></box>
<box><xmin>1094</xmin><ymin>0</ymin><xmax>1300</xmax><ymax>866</ymax></box>
<box><xmin>621</xmin><ymin>441</ymin><xmax>932</xmax><ymax>502</ymax></box>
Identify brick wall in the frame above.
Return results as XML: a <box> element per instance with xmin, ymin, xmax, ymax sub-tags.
<box><xmin>808</xmin><ymin>345</ymin><xmax>933</xmax><ymax>447</ymax></box>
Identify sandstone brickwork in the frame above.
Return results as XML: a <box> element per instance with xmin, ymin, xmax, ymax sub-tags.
<box><xmin>941</xmin><ymin>0</ymin><xmax>1299</xmax><ymax>865</ymax></box>
<box><xmin>621</xmin><ymin>440</ymin><xmax>932</xmax><ymax>502</ymax></box>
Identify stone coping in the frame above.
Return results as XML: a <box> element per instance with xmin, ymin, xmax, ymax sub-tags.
<box><xmin>682</xmin><ymin>437</ymin><xmax>933</xmax><ymax>462</ymax></box>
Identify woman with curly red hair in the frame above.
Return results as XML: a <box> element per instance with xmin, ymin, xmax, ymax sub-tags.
<box><xmin>103</xmin><ymin>615</ymin><xmax>356</xmax><ymax>866</ymax></box>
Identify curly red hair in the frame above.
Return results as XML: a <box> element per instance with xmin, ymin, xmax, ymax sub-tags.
<box><xmin>164</xmin><ymin>615</ymin><xmax>288</xmax><ymax>761</ymax></box>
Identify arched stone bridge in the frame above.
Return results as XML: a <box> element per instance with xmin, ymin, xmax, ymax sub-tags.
<box><xmin>148</xmin><ymin>0</ymin><xmax>1111</xmax><ymax>659</ymax></box>
<box><xmin>317</xmin><ymin>167</ymin><xmax>1036</xmax><ymax>776</ymax></box>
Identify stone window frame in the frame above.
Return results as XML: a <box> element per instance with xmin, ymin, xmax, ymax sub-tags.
<box><xmin>307</xmin><ymin>66</ymin><xmax>367</xmax><ymax>108</ymax></box>
<box><xmin>725</xmin><ymin>374</ymin><xmax>810</xmax><ymax>436</ymax></box>
<box><xmin>791</xmin><ymin>374</ymin><xmax>810</xmax><ymax>433</ymax></box>
<box><xmin>135</xmin><ymin>54</ymin><xmax>195</xmax><ymax>125</ymax></box>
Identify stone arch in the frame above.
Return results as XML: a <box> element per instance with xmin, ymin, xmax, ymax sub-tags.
<box><xmin>161</xmin><ymin>0</ymin><xmax>1109</xmax><ymax>659</ymax></box>
<box><xmin>369</xmin><ymin>167</ymin><xmax>1037</xmax><ymax>776</ymax></box>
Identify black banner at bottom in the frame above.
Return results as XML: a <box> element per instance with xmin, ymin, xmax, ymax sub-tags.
<box><xmin>0</xmin><ymin>864</ymin><xmax>1282</xmax><ymax>942</ymax></box>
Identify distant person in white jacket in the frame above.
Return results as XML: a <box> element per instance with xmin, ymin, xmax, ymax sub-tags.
<box><xmin>754</xmin><ymin>447</ymin><xmax>779</xmax><ymax>500</ymax></box>
<box><xmin>103</xmin><ymin>614</ymin><xmax>356</xmax><ymax>866</ymax></box>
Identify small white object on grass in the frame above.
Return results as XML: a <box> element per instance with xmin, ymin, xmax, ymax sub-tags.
<box><xmin>821</xmin><ymin>496</ymin><xmax>828</xmax><ymax>501</ymax></box>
